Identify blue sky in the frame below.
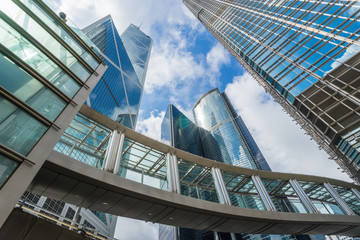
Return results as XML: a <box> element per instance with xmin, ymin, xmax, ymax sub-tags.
<box><xmin>55</xmin><ymin>0</ymin><xmax>351</xmax><ymax>239</ymax></box>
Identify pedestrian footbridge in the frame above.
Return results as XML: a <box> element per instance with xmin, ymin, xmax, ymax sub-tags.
<box><xmin>27</xmin><ymin>105</ymin><xmax>360</xmax><ymax>236</ymax></box>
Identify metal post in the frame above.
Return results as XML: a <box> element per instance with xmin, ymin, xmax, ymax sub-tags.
<box><xmin>173</xmin><ymin>226</ymin><xmax>178</xmax><ymax>240</ymax></box>
<box><xmin>166</xmin><ymin>153</ymin><xmax>175</xmax><ymax>193</ymax></box>
<box><xmin>211</xmin><ymin>167</ymin><xmax>231</xmax><ymax>205</ymax></box>
<box><xmin>230</xmin><ymin>233</ymin><xmax>237</xmax><ymax>240</ymax></box>
<box><xmin>251</xmin><ymin>175</ymin><xmax>277</xmax><ymax>211</ymax></box>
<box><xmin>70</xmin><ymin>206</ymin><xmax>81</xmax><ymax>229</ymax></box>
<box><xmin>289</xmin><ymin>179</ymin><xmax>318</xmax><ymax>214</ymax></box>
<box><xmin>113</xmin><ymin>132</ymin><xmax>125</xmax><ymax>175</ymax></box>
<box><xmin>171</xmin><ymin>154</ymin><xmax>181</xmax><ymax>194</ymax></box>
<box><xmin>103</xmin><ymin>130</ymin><xmax>120</xmax><ymax>172</ymax></box>
<box><xmin>213</xmin><ymin>232</ymin><xmax>220</xmax><ymax>240</ymax></box>
<box><xmin>351</xmin><ymin>188</ymin><xmax>360</xmax><ymax>201</ymax></box>
<box><xmin>324</xmin><ymin>183</ymin><xmax>355</xmax><ymax>215</ymax></box>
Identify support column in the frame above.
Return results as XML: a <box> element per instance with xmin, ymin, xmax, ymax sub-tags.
<box><xmin>113</xmin><ymin>132</ymin><xmax>125</xmax><ymax>175</ymax></box>
<box><xmin>212</xmin><ymin>168</ymin><xmax>240</xmax><ymax>239</ymax></box>
<box><xmin>166</xmin><ymin>153</ymin><xmax>181</xmax><ymax>194</ymax></box>
<box><xmin>70</xmin><ymin>206</ymin><xmax>81</xmax><ymax>229</ymax></box>
<box><xmin>289</xmin><ymin>179</ymin><xmax>318</xmax><ymax>214</ymax></box>
<box><xmin>351</xmin><ymin>188</ymin><xmax>360</xmax><ymax>201</ymax></box>
<box><xmin>103</xmin><ymin>130</ymin><xmax>120</xmax><ymax>172</ymax></box>
<box><xmin>211</xmin><ymin>167</ymin><xmax>231</xmax><ymax>205</ymax></box>
<box><xmin>324</xmin><ymin>183</ymin><xmax>355</xmax><ymax>215</ymax></box>
<box><xmin>251</xmin><ymin>175</ymin><xmax>277</xmax><ymax>211</ymax></box>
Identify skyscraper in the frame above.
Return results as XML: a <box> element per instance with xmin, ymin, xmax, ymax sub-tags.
<box><xmin>183</xmin><ymin>0</ymin><xmax>360</xmax><ymax>183</ymax></box>
<box><xmin>21</xmin><ymin>15</ymin><xmax>153</xmax><ymax>237</ymax></box>
<box><xmin>83</xmin><ymin>16</ymin><xmax>152</xmax><ymax>129</ymax></box>
<box><xmin>0</xmin><ymin>0</ymin><xmax>105</xmax><ymax>228</ymax></box>
<box><xmin>160</xmin><ymin>89</ymin><xmax>288</xmax><ymax>239</ymax></box>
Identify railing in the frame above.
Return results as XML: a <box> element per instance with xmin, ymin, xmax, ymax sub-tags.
<box><xmin>16</xmin><ymin>200</ymin><xmax>116</xmax><ymax>240</ymax></box>
<box><xmin>54</xmin><ymin>105</ymin><xmax>360</xmax><ymax>220</ymax></box>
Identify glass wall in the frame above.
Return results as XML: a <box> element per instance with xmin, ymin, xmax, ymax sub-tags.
<box><xmin>193</xmin><ymin>89</ymin><xmax>258</xmax><ymax>169</ymax></box>
<box><xmin>0</xmin><ymin>0</ymin><xmax>100</xmax><ymax>189</ymax></box>
<box><xmin>83</xmin><ymin>16</ymin><xmax>151</xmax><ymax>129</ymax></box>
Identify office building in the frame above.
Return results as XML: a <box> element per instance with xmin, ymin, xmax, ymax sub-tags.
<box><xmin>160</xmin><ymin>89</ymin><xmax>284</xmax><ymax>239</ymax></box>
<box><xmin>83</xmin><ymin>16</ymin><xmax>152</xmax><ymax>129</ymax></box>
<box><xmin>183</xmin><ymin>0</ymin><xmax>360</xmax><ymax>183</ymax></box>
<box><xmin>0</xmin><ymin>0</ymin><xmax>106</xmax><ymax>229</ymax></box>
<box><xmin>21</xmin><ymin>14</ymin><xmax>152</xmax><ymax>237</ymax></box>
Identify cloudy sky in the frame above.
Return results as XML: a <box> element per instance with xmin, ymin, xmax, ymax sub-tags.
<box><xmin>54</xmin><ymin>0</ymin><xmax>351</xmax><ymax>239</ymax></box>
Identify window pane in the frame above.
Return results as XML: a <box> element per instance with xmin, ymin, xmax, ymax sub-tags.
<box><xmin>0</xmin><ymin>18</ymin><xmax>80</xmax><ymax>98</ymax></box>
<box><xmin>0</xmin><ymin>153</ymin><xmax>18</xmax><ymax>188</ymax></box>
<box><xmin>0</xmin><ymin>53</ymin><xmax>66</xmax><ymax>121</ymax></box>
<box><xmin>0</xmin><ymin>98</ymin><xmax>48</xmax><ymax>155</ymax></box>
<box><xmin>0</xmin><ymin>0</ymin><xmax>91</xmax><ymax>81</ymax></box>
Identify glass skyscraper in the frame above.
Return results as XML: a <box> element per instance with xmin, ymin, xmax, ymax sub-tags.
<box><xmin>183</xmin><ymin>0</ymin><xmax>360</xmax><ymax>183</ymax></box>
<box><xmin>160</xmin><ymin>89</ymin><xmax>284</xmax><ymax>239</ymax></box>
<box><xmin>0</xmin><ymin>0</ymin><xmax>107</xmax><ymax>229</ymax></box>
<box><xmin>83</xmin><ymin>16</ymin><xmax>152</xmax><ymax>129</ymax></box>
<box><xmin>193</xmin><ymin>89</ymin><xmax>271</xmax><ymax>171</ymax></box>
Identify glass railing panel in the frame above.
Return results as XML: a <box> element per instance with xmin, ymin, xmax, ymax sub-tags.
<box><xmin>119</xmin><ymin>137</ymin><xmax>168</xmax><ymax>190</ymax></box>
<box><xmin>261</xmin><ymin>178</ymin><xmax>308</xmax><ymax>213</ymax></box>
<box><xmin>54</xmin><ymin>114</ymin><xmax>111</xmax><ymax>169</ymax></box>
<box><xmin>298</xmin><ymin>181</ymin><xmax>345</xmax><ymax>215</ymax></box>
<box><xmin>332</xmin><ymin>185</ymin><xmax>360</xmax><ymax>216</ymax></box>
<box><xmin>178</xmin><ymin>159</ymin><xmax>219</xmax><ymax>203</ymax></box>
<box><xmin>221</xmin><ymin>170</ymin><xmax>265</xmax><ymax>210</ymax></box>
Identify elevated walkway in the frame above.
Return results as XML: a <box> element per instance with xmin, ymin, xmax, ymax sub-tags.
<box><xmin>26</xmin><ymin>106</ymin><xmax>360</xmax><ymax>236</ymax></box>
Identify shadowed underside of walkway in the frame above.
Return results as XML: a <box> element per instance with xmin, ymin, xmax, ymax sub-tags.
<box><xmin>27</xmin><ymin>150</ymin><xmax>360</xmax><ymax>237</ymax></box>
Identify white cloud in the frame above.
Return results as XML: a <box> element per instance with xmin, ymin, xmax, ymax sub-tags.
<box><xmin>144</xmin><ymin>28</ymin><xmax>205</xmax><ymax>94</ymax></box>
<box><xmin>206</xmin><ymin>43</ymin><xmax>231</xmax><ymax>73</ymax></box>
<box><xmin>225</xmin><ymin>72</ymin><xmax>351</xmax><ymax>182</ymax></box>
<box><xmin>115</xmin><ymin>217</ymin><xmax>158</xmax><ymax>240</ymax></box>
<box><xmin>58</xmin><ymin>0</ymin><xmax>194</xmax><ymax>34</ymax></box>
<box><xmin>136</xmin><ymin>111</ymin><xmax>165</xmax><ymax>141</ymax></box>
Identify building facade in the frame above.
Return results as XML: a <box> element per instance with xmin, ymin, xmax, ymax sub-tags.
<box><xmin>0</xmin><ymin>0</ymin><xmax>106</xmax><ymax>228</ymax></box>
<box><xmin>160</xmin><ymin>90</ymin><xmax>287</xmax><ymax>239</ymax></box>
<box><xmin>183</xmin><ymin>0</ymin><xmax>360</xmax><ymax>183</ymax></box>
<box><xmin>20</xmin><ymin>14</ymin><xmax>153</xmax><ymax>237</ymax></box>
<box><xmin>83</xmin><ymin>16</ymin><xmax>152</xmax><ymax>129</ymax></box>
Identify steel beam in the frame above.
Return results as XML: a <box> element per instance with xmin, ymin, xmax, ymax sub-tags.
<box><xmin>252</xmin><ymin>175</ymin><xmax>277</xmax><ymax>211</ymax></box>
<box><xmin>289</xmin><ymin>179</ymin><xmax>318</xmax><ymax>214</ymax></box>
<box><xmin>103</xmin><ymin>130</ymin><xmax>120</xmax><ymax>172</ymax></box>
<box><xmin>212</xmin><ymin>167</ymin><xmax>231</xmax><ymax>205</ymax></box>
<box><xmin>113</xmin><ymin>132</ymin><xmax>125</xmax><ymax>175</ymax></box>
<box><xmin>166</xmin><ymin>153</ymin><xmax>181</xmax><ymax>194</ymax></box>
<box><xmin>352</xmin><ymin>188</ymin><xmax>360</xmax><ymax>202</ymax></box>
<box><xmin>324</xmin><ymin>183</ymin><xmax>355</xmax><ymax>215</ymax></box>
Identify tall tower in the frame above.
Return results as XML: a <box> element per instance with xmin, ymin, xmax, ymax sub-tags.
<box><xmin>160</xmin><ymin>90</ymin><xmax>290</xmax><ymax>239</ymax></box>
<box><xmin>83</xmin><ymin>16</ymin><xmax>152</xmax><ymax>129</ymax></box>
<box><xmin>193</xmin><ymin>88</ymin><xmax>271</xmax><ymax>171</ymax></box>
<box><xmin>183</xmin><ymin>0</ymin><xmax>360</xmax><ymax>182</ymax></box>
<box><xmin>0</xmin><ymin>0</ymin><xmax>105</xmax><ymax>227</ymax></box>
<box><xmin>21</xmin><ymin>15</ymin><xmax>153</xmax><ymax>237</ymax></box>
<box><xmin>121</xmin><ymin>24</ymin><xmax>152</xmax><ymax>87</ymax></box>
